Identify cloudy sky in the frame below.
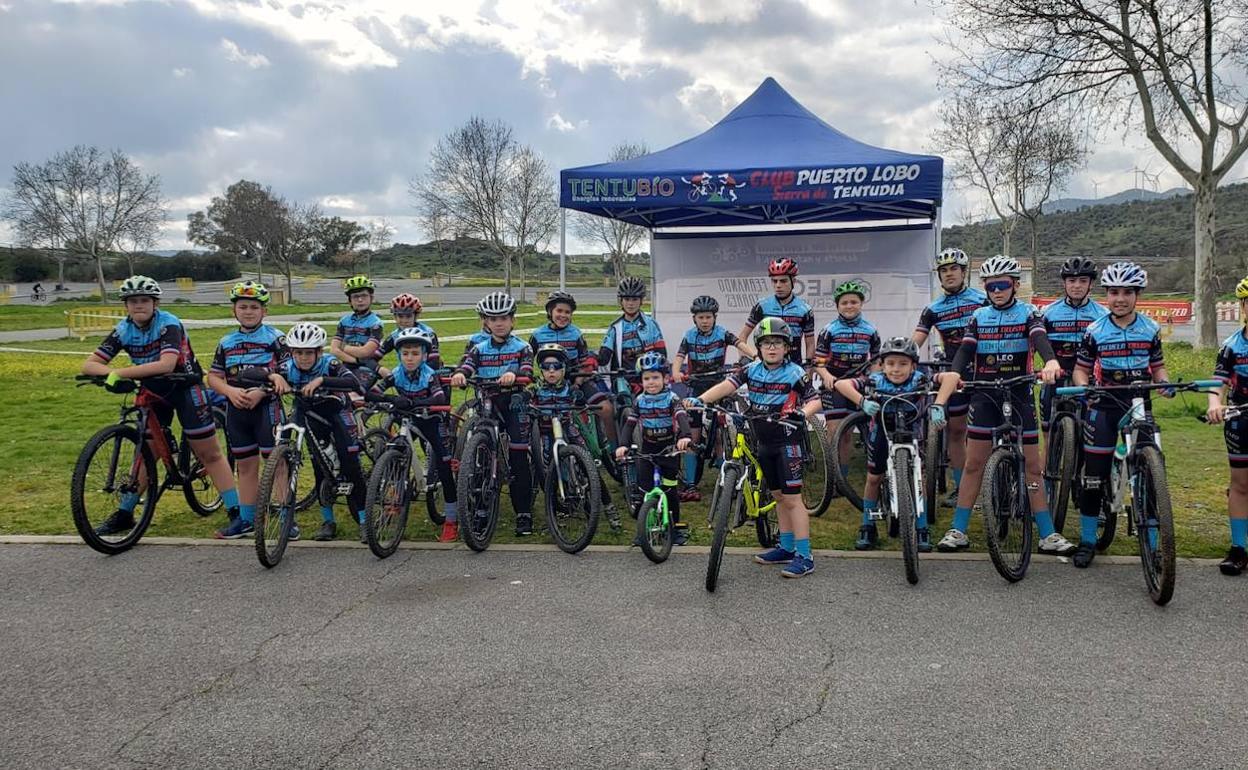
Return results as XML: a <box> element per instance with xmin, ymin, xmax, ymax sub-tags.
<box><xmin>0</xmin><ymin>0</ymin><xmax>1230</xmax><ymax>252</ymax></box>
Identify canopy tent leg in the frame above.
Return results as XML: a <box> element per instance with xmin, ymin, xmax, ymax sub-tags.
<box><xmin>559</xmin><ymin>209</ymin><xmax>566</xmax><ymax>292</ymax></box>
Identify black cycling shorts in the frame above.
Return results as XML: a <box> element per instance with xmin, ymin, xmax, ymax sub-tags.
<box><xmin>966</xmin><ymin>385</ymin><xmax>1039</xmax><ymax>446</ymax></box>
<box><xmin>758</xmin><ymin>443</ymin><xmax>804</xmax><ymax>496</ymax></box>
<box><xmin>145</xmin><ymin>383</ymin><xmax>216</xmax><ymax>440</ymax></box>
<box><xmin>1226</xmin><ymin>414</ymin><xmax>1248</xmax><ymax>470</ymax></box>
<box><xmin>225</xmin><ymin>397</ymin><xmax>285</xmax><ymax>459</ymax></box>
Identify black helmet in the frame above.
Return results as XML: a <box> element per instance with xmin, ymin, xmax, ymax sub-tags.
<box><xmin>1060</xmin><ymin>257</ymin><xmax>1098</xmax><ymax>278</ymax></box>
<box><xmin>690</xmin><ymin>295</ymin><xmax>719</xmax><ymax>314</ymax></box>
<box><xmin>617</xmin><ymin>276</ymin><xmax>646</xmax><ymax>299</ymax></box>
<box><xmin>544</xmin><ymin>290</ymin><xmax>577</xmax><ymax>314</ymax></box>
<box><xmin>877</xmin><ymin>336</ymin><xmax>919</xmax><ymax>363</ymax></box>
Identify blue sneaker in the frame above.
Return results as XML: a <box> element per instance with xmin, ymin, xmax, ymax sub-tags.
<box><xmin>917</xmin><ymin>528</ymin><xmax>932</xmax><ymax>553</ymax></box>
<box><xmin>288</xmin><ymin>522</ymin><xmax>301</xmax><ymax>542</ymax></box>
<box><xmin>854</xmin><ymin>524</ymin><xmax>878</xmax><ymax>551</ymax></box>
<box><xmin>781</xmin><ymin>554</ymin><xmax>815</xmax><ymax>578</ymax></box>
<box><xmin>215</xmin><ymin>517</ymin><xmax>254</xmax><ymax>540</ymax></box>
<box><xmin>754</xmin><ymin>547</ymin><xmax>795</xmax><ymax>565</ymax></box>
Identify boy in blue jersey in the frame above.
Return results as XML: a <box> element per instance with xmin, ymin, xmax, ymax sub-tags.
<box><xmin>689</xmin><ymin>318</ymin><xmax>822</xmax><ymax>578</ymax></box>
<box><xmin>206</xmin><ymin>281</ymin><xmax>293</xmax><ymax>539</ymax></box>
<box><xmin>671</xmin><ymin>294</ymin><xmax>752</xmax><ymax>500</ymax></box>
<box><xmin>81</xmin><ymin>275</ymin><xmax>240</xmax><ymax>538</ymax></box>
<box><xmin>378</xmin><ymin>293</ymin><xmax>441</xmax><ymax>371</ymax></box>
<box><xmin>450</xmin><ymin>291</ymin><xmax>537</xmax><ymax>535</ymax></box>
<box><xmin>331</xmin><ymin>275</ymin><xmax>384</xmax><ymax>390</ymax></box>
<box><xmin>834</xmin><ymin>337</ymin><xmax>961</xmax><ymax>552</ymax></box>
<box><xmin>939</xmin><ymin>255</ymin><xmax>1076</xmax><ymax>557</ymax></box>
<box><xmin>1040</xmin><ymin>257</ymin><xmax>1108</xmax><ymax>434</ymax></box>
<box><xmin>529</xmin><ymin>291</ymin><xmax>597</xmax><ymax>402</ymax></box>
<box><xmin>1207</xmin><ymin>276</ymin><xmax>1248</xmax><ymax>576</ymax></box>
<box><xmin>615</xmin><ymin>352</ymin><xmax>693</xmax><ymax>544</ymax></box>
<box><xmin>377</xmin><ymin>328</ymin><xmax>459</xmax><ymax>543</ymax></box>
<box><xmin>597</xmin><ymin>276</ymin><xmax>667</xmax><ymax>445</ymax></box>
<box><xmin>1071</xmin><ymin>262</ymin><xmax>1173</xmax><ymax>568</ymax></box>
<box><xmin>912</xmin><ymin>248</ymin><xmax>986</xmax><ymax>506</ymax></box>
<box><xmin>739</xmin><ymin>258</ymin><xmax>815</xmax><ymax>365</ymax></box>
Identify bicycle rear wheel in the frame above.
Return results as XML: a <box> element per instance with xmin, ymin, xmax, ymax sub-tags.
<box><xmin>71</xmin><ymin>424</ymin><xmax>158</xmax><ymax>555</ymax></box>
<box><xmin>180</xmin><ymin>407</ymin><xmax>231</xmax><ymax>516</ymax></box>
<box><xmin>830</xmin><ymin>411</ymin><xmax>871</xmax><ymax>510</ymax></box>
<box><xmin>922</xmin><ymin>427</ymin><xmax>945</xmax><ymax>529</ymax></box>
<box><xmin>636</xmin><ymin>495</ymin><xmax>673</xmax><ymax>564</ymax></box>
<box><xmin>618</xmin><ymin>407</ymin><xmax>640</xmax><ymax>513</ymax></box>
<box><xmin>894</xmin><ymin>452</ymin><xmax>920</xmax><ymax>585</ymax></box>
<box><xmin>706</xmin><ymin>464</ymin><xmax>740</xmax><ymax>592</ymax></box>
<box><xmin>457</xmin><ymin>431</ymin><xmax>500</xmax><ymax>552</ymax></box>
<box><xmin>545</xmin><ymin>445</ymin><xmax>601</xmax><ymax>554</ymax></box>
<box><xmin>1045</xmin><ymin>415</ymin><xmax>1078</xmax><ymax>535</ymax></box>
<box><xmin>365</xmin><ymin>448</ymin><xmax>411</xmax><ymax>559</ymax></box>
<box><xmin>414</xmin><ymin>436</ymin><xmax>443</xmax><ymax>526</ymax></box>
<box><xmin>1134</xmin><ymin>446</ymin><xmax>1176</xmax><ymax>605</ymax></box>
<box><xmin>801</xmin><ymin>415</ymin><xmax>833</xmax><ymax>517</ymax></box>
<box><xmin>1097</xmin><ymin>460</ymin><xmax>1122</xmax><ymax>551</ymax></box>
<box><xmin>980</xmin><ymin>447</ymin><xmax>1033</xmax><ymax>582</ymax></box>
<box><xmin>255</xmin><ymin>443</ymin><xmax>298</xmax><ymax>568</ymax></box>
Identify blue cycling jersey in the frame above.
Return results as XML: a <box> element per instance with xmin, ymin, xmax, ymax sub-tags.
<box><xmin>209</xmin><ymin>324</ymin><xmax>288</xmax><ymax>386</ymax></box>
<box><xmin>727</xmin><ymin>360</ymin><xmax>818</xmax><ymax>415</ymax></box>
<box><xmin>632</xmin><ymin>389</ymin><xmax>687</xmax><ymax>444</ymax></box>
<box><xmin>529</xmin><ymin>322</ymin><xmax>592</xmax><ymax>372</ymax></box>
<box><xmin>386</xmin><ymin>363</ymin><xmax>446</xmax><ymax>404</ymax></box>
<box><xmin>1215</xmin><ymin>328</ymin><xmax>1248</xmax><ymax>404</ymax></box>
<box><xmin>459</xmin><ymin>334</ymin><xmax>533</xmax><ymax>380</ymax></box>
<box><xmin>814</xmin><ymin>314</ymin><xmax>881</xmax><ymax>377</ymax></box>
<box><xmin>677</xmin><ymin>325</ymin><xmax>739</xmax><ymax>377</ymax></box>
<box><xmin>1042</xmin><ymin>298</ymin><xmax>1108</xmax><ymax>372</ymax></box>
<box><xmin>96</xmin><ymin>309</ymin><xmax>201</xmax><ymax>390</ymax></box>
<box><xmin>1075</xmin><ymin>312</ymin><xmax>1164</xmax><ymax>386</ymax></box>
<box><xmin>597</xmin><ymin>312</ymin><xmax>665</xmax><ymax>373</ymax></box>
<box><xmin>853</xmin><ymin>370</ymin><xmax>929</xmax><ymax>418</ymax></box>
<box><xmin>281</xmin><ymin>354</ymin><xmax>355</xmax><ymax>391</ymax></box>
<box><xmin>379</xmin><ymin>321</ymin><xmax>442</xmax><ymax>369</ymax></box>
<box><xmin>915</xmin><ymin>286</ymin><xmax>988</xmax><ymax>351</ymax></box>
<box><xmin>334</xmin><ymin>311</ymin><xmax>384</xmax><ymax>361</ymax></box>
<box><xmin>957</xmin><ymin>300</ymin><xmax>1045</xmax><ymax>380</ymax></box>
<box><xmin>745</xmin><ymin>294</ymin><xmax>815</xmax><ymax>363</ymax></box>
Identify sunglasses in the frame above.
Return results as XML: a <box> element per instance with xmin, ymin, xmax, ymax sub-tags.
<box><xmin>539</xmin><ymin>361</ymin><xmax>566</xmax><ymax>371</ymax></box>
<box><xmin>985</xmin><ymin>280</ymin><xmax>1013</xmax><ymax>293</ymax></box>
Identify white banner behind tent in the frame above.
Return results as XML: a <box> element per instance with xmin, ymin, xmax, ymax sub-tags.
<box><xmin>651</xmin><ymin>227</ymin><xmax>935</xmax><ymax>357</ymax></box>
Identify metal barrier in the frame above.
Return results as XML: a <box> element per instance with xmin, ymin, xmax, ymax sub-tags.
<box><xmin>175</xmin><ymin>277</ymin><xmax>194</xmax><ymax>291</ymax></box>
<box><xmin>66</xmin><ymin>308</ymin><xmax>126</xmax><ymax>340</ymax></box>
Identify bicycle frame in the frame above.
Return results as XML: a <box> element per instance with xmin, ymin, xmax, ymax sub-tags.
<box><xmin>714</xmin><ymin>413</ymin><xmax>779</xmax><ymax>525</ymax></box>
<box><xmin>868</xmin><ymin>389</ymin><xmax>934</xmax><ymax>526</ymax></box>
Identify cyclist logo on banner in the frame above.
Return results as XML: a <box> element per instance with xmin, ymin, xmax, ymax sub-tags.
<box><xmin>681</xmin><ymin>171</ymin><xmax>747</xmax><ymax>203</ymax></box>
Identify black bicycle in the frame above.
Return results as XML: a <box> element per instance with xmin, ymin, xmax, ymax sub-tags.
<box><xmin>1043</xmin><ymin>379</ymin><xmax>1089</xmax><ymax>536</ymax></box>
<box><xmin>594</xmin><ymin>369</ymin><xmax>641</xmax><ymax>506</ymax></box>
<box><xmin>530</xmin><ymin>401</ymin><xmax>603</xmax><ymax>554</ymax></box>
<box><xmin>455</xmin><ymin>376</ymin><xmax>536</xmax><ymax>552</ymax></box>
<box><xmin>919</xmin><ymin>357</ymin><xmax>953</xmax><ymax>528</ymax></box>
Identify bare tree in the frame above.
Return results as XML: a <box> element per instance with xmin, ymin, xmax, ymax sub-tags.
<box><xmin>935</xmin><ymin>96</ymin><xmax>1086</xmax><ymax>256</ymax></box>
<box><xmin>418</xmin><ymin>205</ymin><xmax>450</xmax><ymax>265</ymax></box>
<box><xmin>572</xmin><ymin>142</ymin><xmax>650</xmax><ymax>282</ymax></box>
<box><xmin>3</xmin><ymin>146</ymin><xmax>166</xmax><ymax>297</ymax></box>
<box><xmin>940</xmin><ymin>0</ymin><xmax>1248</xmax><ymax>345</ymax></box>
<box><xmin>362</xmin><ymin>217</ymin><xmax>395</xmax><ymax>275</ymax></box>
<box><xmin>505</xmin><ymin>147</ymin><xmax>560</xmax><ymax>301</ymax></box>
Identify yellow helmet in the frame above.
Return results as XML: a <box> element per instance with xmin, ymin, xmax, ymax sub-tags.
<box><xmin>1236</xmin><ymin>276</ymin><xmax>1248</xmax><ymax>300</ymax></box>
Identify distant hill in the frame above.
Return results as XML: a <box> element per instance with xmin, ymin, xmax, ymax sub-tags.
<box><xmin>1043</xmin><ymin>187</ymin><xmax>1190</xmax><ymax>214</ymax></box>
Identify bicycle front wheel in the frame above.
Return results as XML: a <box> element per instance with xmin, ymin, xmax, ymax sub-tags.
<box><xmin>830</xmin><ymin>411</ymin><xmax>871</xmax><ymax>510</ymax></box>
<box><xmin>365</xmin><ymin>448</ymin><xmax>411</xmax><ymax>559</ymax></box>
<box><xmin>755</xmin><ymin>483</ymin><xmax>778</xmax><ymax>549</ymax></box>
<box><xmin>922</xmin><ymin>427</ymin><xmax>945</xmax><ymax>529</ymax></box>
<box><xmin>71</xmin><ymin>424</ymin><xmax>158</xmax><ymax>555</ymax></box>
<box><xmin>636</xmin><ymin>494</ymin><xmax>673</xmax><ymax>564</ymax></box>
<box><xmin>1134</xmin><ymin>446</ymin><xmax>1176</xmax><ymax>605</ymax></box>
<box><xmin>980</xmin><ymin>447</ymin><xmax>1033</xmax><ymax>582</ymax></box>
<box><xmin>545</xmin><ymin>445</ymin><xmax>601</xmax><ymax>554</ymax></box>
<box><xmin>414</xmin><ymin>436</ymin><xmax>443</xmax><ymax>526</ymax></box>
<box><xmin>1045</xmin><ymin>415</ymin><xmax>1078</xmax><ymax>535</ymax></box>
<box><xmin>255</xmin><ymin>443</ymin><xmax>298</xmax><ymax>568</ymax></box>
<box><xmin>894</xmin><ymin>452</ymin><xmax>920</xmax><ymax>585</ymax></box>
<box><xmin>801</xmin><ymin>415</ymin><xmax>833</xmax><ymax>517</ymax></box>
<box><xmin>706</xmin><ymin>464</ymin><xmax>740</xmax><ymax>592</ymax></box>
<box><xmin>457</xmin><ymin>431</ymin><xmax>500</xmax><ymax>552</ymax></box>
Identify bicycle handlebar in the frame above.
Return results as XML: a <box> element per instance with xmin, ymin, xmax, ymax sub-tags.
<box><xmin>959</xmin><ymin>373</ymin><xmax>1039</xmax><ymax>390</ymax></box>
<box><xmin>620</xmin><ymin>444</ymin><xmax>703</xmax><ymax>462</ymax></box>
<box><xmin>1198</xmin><ymin>404</ymin><xmax>1245</xmax><ymax>423</ymax></box>
<box><xmin>1056</xmin><ymin>379</ymin><xmax>1221</xmax><ymax>397</ymax></box>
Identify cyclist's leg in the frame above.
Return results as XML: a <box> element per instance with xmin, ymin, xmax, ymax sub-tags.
<box><xmin>947</xmin><ymin>392</ymin><xmax>996</xmax><ymax>542</ymax></box>
<box><xmin>325</xmin><ymin>401</ymin><xmax>368</xmax><ymax>526</ymax></box>
<box><xmin>1074</xmin><ymin>403</ymin><xmax>1118</xmax><ymax>561</ymax></box>
<box><xmin>1223</xmin><ymin>416</ymin><xmax>1248</xmax><ymax>572</ymax></box>
<box><xmin>502</xmin><ymin>393</ymin><xmax>534</xmax><ymax>526</ymax></box>
<box><xmin>1017</xmin><ymin>388</ymin><xmax>1071</xmax><ymax>550</ymax></box>
<box><xmin>418</xmin><ymin>415</ymin><xmax>458</xmax><ymax>511</ymax></box>
<box><xmin>768</xmin><ymin>443</ymin><xmax>812</xmax><ymax>572</ymax></box>
<box><xmin>219</xmin><ymin>402</ymin><xmax>262</xmax><ymax>534</ymax></box>
<box><xmin>946</xmin><ymin>391</ymin><xmax>970</xmax><ymax>492</ymax></box>
<box><xmin>177</xmin><ymin>383</ymin><xmax>238</xmax><ymax>508</ymax></box>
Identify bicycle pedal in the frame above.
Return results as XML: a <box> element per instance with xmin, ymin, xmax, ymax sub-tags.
<box><xmin>335</xmin><ymin>483</ymin><xmax>354</xmax><ymax>495</ymax></box>
<box><xmin>868</xmin><ymin>511</ymin><xmax>885</xmax><ymax>521</ymax></box>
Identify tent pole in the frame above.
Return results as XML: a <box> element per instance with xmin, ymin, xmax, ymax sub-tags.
<box><xmin>559</xmin><ymin>209</ymin><xmax>567</xmax><ymax>292</ymax></box>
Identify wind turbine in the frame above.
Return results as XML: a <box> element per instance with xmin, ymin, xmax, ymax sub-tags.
<box><xmin>1091</xmin><ymin>178</ymin><xmax>1108</xmax><ymax>199</ymax></box>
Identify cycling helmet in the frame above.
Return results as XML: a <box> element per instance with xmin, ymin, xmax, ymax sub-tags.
<box><xmin>979</xmin><ymin>254</ymin><xmax>1021</xmax><ymax>280</ymax></box>
<box><xmin>753</xmin><ymin>316</ymin><xmax>793</xmax><ymax>347</ymax></box>
<box><xmin>1236</xmin><ymin>275</ymin><xmax>1248</xmax><ymax>300</ymax></box>
<box><xmin>118</xmin><ymin>275</ymin><xmax>162</xmax><ymax>299</ymax></box>
<box><xmin>635</xmin><ymin>350</ymin><xmax>668</xmax><ymax>374</ymax></box>
<box><xmin>767</xmin><ymin>258</ymin><xmax>798</xmax><ymax>277</ymax></box>
<box><xmin>544</xmin><ymin>290</ymin><xmax>577</xmax><ymax>314</ymax></box>
<box><xmin>534</xmin><ymin>342</ymin><xmax>568</xmax><ymax>365</ymax></box>
<box><xmin>343</xmin><ymin>275</ymin><xmax>376</xmax><ymax>295</ymax></box>
<box><xmin>617</xmin><ymin>276</ymin><xmax>647</xmax><ymax>299</ymax></box>
<box><xmin>934</xmin><ymin>248</ymin><xmax>970</xmax><ymax>269</ymax></box>
<box><xmin>690</xmin><ymin>295</ymin><xmax>719</xmax><ymax>314</ymax></box>
<box><xmin>286</xmin><ymin>322</ymin><xmax>327</xmax><ymax>349</ymax></box>
<box><xmin>393</xmin><ymin>328</ymin><xmax>433</xmax><ymax>351</ymax></box>
<box><xmin>476</xmin><ymin>291</ymin><xmax>516</xmax><ymax>317</ymax></box>
<box><xmin>1099</xmin><ymin>261</ymin><xmax>1148</xmax><ymax>289</ymax></box>
<box><xmin>834</xmin><ymin>281</ymin><xmax>866</xmax><ymax>301</ymax></box>
<box><xmin>1060</xmin><ymin>257</ymin><xmax>1098</xmax><ymax>278</ymax></box>
<box><xmin>877</xmin><ymin>336</ymin><xmax>919</xmax><ymax>363</ymax></box>
<box><xmin>229</xmin><ymin>280</ymin><xmax>270</xmax><ymax>304</ymax></box>
<box><xmin>389</xmin><ymin>293</ymin><xmax>422</xmax><ymax>314</ymax></box>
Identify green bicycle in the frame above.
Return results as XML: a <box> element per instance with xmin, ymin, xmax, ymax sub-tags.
<box><xmin>624</xmin><ymin>446</ymin><xmax>690</xmax><ymax>564</ymax></box>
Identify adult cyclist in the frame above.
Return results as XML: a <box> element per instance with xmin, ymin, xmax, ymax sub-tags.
<box><xmin>1039</xmin><ymin>257</ymin><xmax>1108</xmax><ymax>435</ymax></box>
<box><xmin>739</xmin><ymin>258</ymin><xmax>815</xmax><ymax>366</ymax></box>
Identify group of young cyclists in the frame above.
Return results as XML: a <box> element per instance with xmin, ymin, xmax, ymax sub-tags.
<box><xmin>77</xmin><ymin>248</ymin><xmax>1248</xmax><ymax>580</ymax></box>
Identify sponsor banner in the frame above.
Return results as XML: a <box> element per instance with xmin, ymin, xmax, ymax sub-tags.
<box><xmin>651</xmin><ymin>228</ymin><xmax>935</xmax><ymax>353</ymax></box>
<box><xmin>1033</xmin><ymin>296</ymin><xmax>1193</xmax><ymax>323</ymax></box>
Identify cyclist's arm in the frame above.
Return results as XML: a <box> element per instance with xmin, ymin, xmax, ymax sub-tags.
<box><xmin>1150</xmin><ymin>364</ymin><xmax>1171</xmax><ymax>385</ymax></box>
<box><xmin>696</xmin><ymin>379</ymin><xmax>738</xmax><ymax>404</ymax></box>
<box><xmin>933</xmin><ymin>370</ymin><xmax>961</xmax><ymax>406</ymax></box>
<box><xmin>330</xmin><ymin>337</ymin><xmax>357</xmax><ymax>365</ymax></box>
<box><xmin>115</xmin><ymin>350</ymin><xmax>180</xmax><ymax>380</ymax></box>
<box><xmin>737</xmin><ymin>302</ymin><xmax>763</xmax><ymax>342</ymax></box>
<box><xmin>1072</xmin><ymin>332</ymin><xmax>1095</xmax><ymax>386</ymax></box>
<box><xmin>948</xmin><ymin>335</ymin><xmax>975</xmax><ymax>377</ymax></box>
<box><xmin>832</xmin><ymin>376</ymin><xmax>863</xmax><ymax>405</ymax></box>
<box><xmin>343</xmin><ymin>338</ymin><xmax>379</xmax><ymax>360</ymax></box>
<box><xmin>912</xmin><ymin>307</ymin><xmax>935</xmax><ymax>348</ymax></box>
<box><xmin>671</xmin><ymin>352</ymin><xmax>687</xmax><ymax>381</ymax></box>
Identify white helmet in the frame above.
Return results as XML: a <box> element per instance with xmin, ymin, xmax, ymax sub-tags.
<box><xmin>934</xmin><ymin>248</ymin><xmax>969</xmax><ymax>269</ymax></box>
<box><xmin>286</xmin><ymin>322</ymin><xmax>327</xmax><ymax>349</ymax></box>
<box><xmin>979</xmin><ymin>254</ymin><xmax>1021</xmax><ymax>280</ymax></box>
<box><xmin>118</xmin><ymin>275</ymin><xmax>162</xmax><ymax>298</ymax></box>
<box><xmin>393</xmin><ymin>327</ymin><xmax>434</xmax><ymax>350</ymax></box>
<box><xmin>476</xmin><ymin>291</ymin><xmax>516</xmax><ymax>317</ymax></box>
<box><xmin>1099</xmin><ymin>261</ymin><xmax>1148</xmax><ymax>289</ymax></box>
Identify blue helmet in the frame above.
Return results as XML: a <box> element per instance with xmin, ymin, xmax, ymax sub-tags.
<box><xmin>635</xmin><ymin>351</ymin><xmax>668</xmax><ymax>374</ymax></box>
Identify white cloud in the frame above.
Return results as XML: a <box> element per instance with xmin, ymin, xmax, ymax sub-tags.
<box><xmin>655</xmin><ymin>0</ymin><xmax>761</xmax><ymax>24</ymax></box>
<box><xmin>171</xmin><ymin>66</ymin><xmax>192</xmax><ymax>78</ymax></box>
<box><xmin>321</xmin><ymin>196</ymin><xmax>359</xmax><ymax>211</ymax></box>
<box><xmin>547</xmin><ymin>113</ymin><xmax>586</xmax><ymax>133</ymax></box>
<box><xmin>220</xmin><ymin>37</ymin><xmax>269</xmax><ymax>68</ymax></box>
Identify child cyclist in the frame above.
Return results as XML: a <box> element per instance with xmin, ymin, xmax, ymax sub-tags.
<box><xmin>206</xmin><ymin>280</ymin><xmax>293</xmax><ymax>540</ymax></box>
<box><xmin>331</xmin><ymin>275</ymin><xmax>384</xmax><ymax>387</ymax></box>
<box><xmin>377</xmin><ymin>328</ymin><xmax>459</xmax><ymax>542</ymax></box>
<box><xmin>1207</xmin><ymin>276</ymin><xmax>1248</xmax><ymax>576</ymax></box>
<box><xmin>614</xmin><ymin>352</ymin><xmax>693</xmax><ymax>544</ymax></box>
<box><xmin>378</xmin><ymin>293</ymin><xmax>442</xmax><ymax>371</ymax></box>
<box><xmin>281</xmin><ymin>322</ymin><xmax>370</xmax><ymax>542</ymax></box>
<box><xmin>1070</xmin><ymin>262</ymin><xmax>1174</xmax><ymax>568</ymax></box>
<box><xmin>80</xmin><ymin>275</ymin><xmax>239</xmax><ymax>536</ymax></box>
<box><xmin>450</xmin><ymin>291</ymin><xmax>536</xmax><ymax>536</ymax></box>
<box><xmin>939</xmin><ymin>255</ymin><xmax>1076</xmax><ymax>556</ymax></box>
<box><xmin>529</xmin><ymin>290</ymin><xmax>598</xmax><ymax>404</ymax></box>
<box><xmin>1040</xmin><ymin>257</ymin><xmax>1107</xmax><ymax>435</ymax></box>
<box><xmin>688</xmin><ymin>318</ymin><xmax>822</xmax><ymax>578</ymax></box>
<box><xmin>834</xmin><ymin>337</ymin><xmax>960</xmax><ymax>552</ymax></box>
<box><xmin>672</xmin><ymin>294</ymin><xmax>753</xmax><ymax>500</ymax></box>
<box><xmin>739</xmin><ymin>258</ymin><xmax>816</xmax><ymax>365</ymax></box>
<box><xmin>596</xmin><ymin>276</ymin><xmax>667</xmax><ymax>445</ymax></box>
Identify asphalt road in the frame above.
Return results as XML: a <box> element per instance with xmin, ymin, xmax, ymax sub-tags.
<box><xmin>2</xmin><ymin>543</ymin><xmax>1245</xmax><ymax>769</ymax></box>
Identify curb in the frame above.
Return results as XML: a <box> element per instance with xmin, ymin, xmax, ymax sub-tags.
<box><xmin>0</xmin><ymin>535</ymin><xmax>1224</xmax><ymax>565</ymax></box>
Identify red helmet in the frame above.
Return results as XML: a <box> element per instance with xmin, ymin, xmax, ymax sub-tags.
<box><xmin>768</xmin><ymin>258</ymin><xmax>798</xmax><ymax>277</ymax></box>
<box><xmin>390</xmin><ymin>293</ymin><xmax>422</xmax><ymax>314</ymax></box>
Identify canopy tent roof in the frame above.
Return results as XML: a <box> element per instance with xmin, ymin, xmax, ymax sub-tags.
<box><xmin>560</xmin><ymin>78</ymin><xmax>943</xmax><ymax>228</ymax></box>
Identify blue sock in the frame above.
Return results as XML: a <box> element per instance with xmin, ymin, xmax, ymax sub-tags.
<box><xmin>239</xmin><ymin>503</ymin><xmax>255</xmax><ymax>524</ymax></box>
<box><xmin>952</xmin><ymin>468</ymin><xmax>963</xmax><ymax>488</ymax></box>
<box><xmin>1232</xmin><ymin>518</ymin><xmax>1248</xmax><ymax>548</ymax></box>
<box><xmin>119</xmin><ymin>491</ymin><xmax>140</xmax><ymax>513</ymax></box>
<box><xmin>320</xmin><ymin>505</ymin><xmax>335</xmax><ymax>523</ymax></box>
<box><xmin>779</xmin><ymin>531</ymin><xmax>795</xmax><ymax>553</ymax></box>
<box><xmin>795</xmin><ymin>537</ymin><xmax>812</xmax><ymax>559</ymax></box>
<box><xmin>861</xmin><ymin>499</ymin><xmax>877</xmax><ymax>526</ymax></box>
<box><xmin>221</xmin><ymin>487</ymin><xmax>240</xmax><ymax>511</ymax></box>
<box><xmin>682</xmin><ymin>452</ymin><xmax>697</xmax><ymax>485</ymax></box>
<box><xmin>952</xmin><ymin>506</ymin><xmax>972</xmax><ymax>533</ymax></box>
<box><xmin>1080</xmin><ymin>514</ymin><xmax>1099</xmax><ymax>545</ymax></box>
<box><xmin>1034</xmin><ymin>509</ymin><xmax>1055</xmax><ymax>539</ymax></box>
<box><xmin>444</xmin><ymin>501</ymin><xmax>457</xmax><ymax>523</ymax></box>
<box><xmin>357</xmin><ymin>510</ymin><xmax>367</xmax><ymax>525</ymax></box>
<box><xmin>917</xmin><ymin>510</ymin><xmax>928</xmax><ymax>529</ymax></box>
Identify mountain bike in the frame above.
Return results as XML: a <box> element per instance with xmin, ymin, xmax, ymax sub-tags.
<box><xmin>919</xmin><ymin>357</ymin><xmax>952</xmax><ymax>528</ymax></box>
<box><xmin>455</xmin><ymin>376</ymin><xmax>534</xmax><ymax>552</ymax></box>
<box><xmin>361</xmin><ymin>394</ymin><xmax>451</xmax><ymax>559</ymax></box>
<box><xmin>824</xmin><ymin>360</ymin><xmax>878</xmax><ymax>511</ymax></box>
<box><xmin>253</xmin><ymin>377</ymin><xmax>366</xmax><ymax>568</ymax></box>
<box><xmin>1043</xmin><ymin>379</ymin><xmax>1089</xmax><ymax>535</ymax></box>
<box><xmin>623</xmin><ymin>446</ymin><xmax>690</xmax><ymax>564</ymax></box>
<box><xmin>530</xmin><ymin>401</ymin><xmax>602</xmax><ymax>554</ymax></box>
<box><xmin>1058</xmin><ymin>379</ymin><xmax>1220</xmax><ymax>605</ymax></box>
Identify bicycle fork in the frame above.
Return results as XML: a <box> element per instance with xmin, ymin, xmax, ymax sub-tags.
<box><xmin>885</xmin><ymin>444</ymin><xmax>925</xmax><ymax>524</ymax></box>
